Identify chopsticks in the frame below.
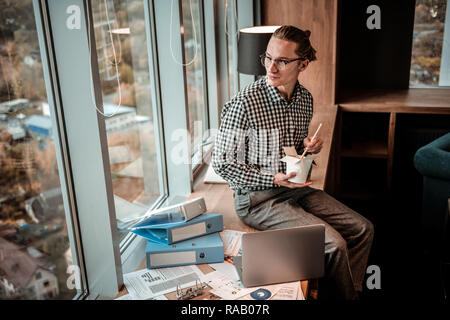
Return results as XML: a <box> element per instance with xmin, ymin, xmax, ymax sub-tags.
<box><xmin>299</xmin><ymin>123</ymin><xmax>322</xmax><ymax>161</ymax></box>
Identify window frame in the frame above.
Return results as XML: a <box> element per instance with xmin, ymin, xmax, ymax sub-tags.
<box><xmin>439</xmin><ymin>0</ymin><xmax>450</xmax><ymax>86</ymax></box>
<box><xmin>203</xmin><ymin>0</ymin><xmax>220</xmax><ymax>132</ymax></box>
<box><xmin>117</xmin><ymin>0</ymin><xmax>170</xmax><ymax>266</ymax></box>
<box><xmin>32</xmin><ymin>0</ymin><xmax>173</xmax><ymax>299</ymax></box>
<box><xmin>177</xmin><ymin>0</ymin><xmax>211</xmax><ymax>176</ymax></box>
<box><xmin>226</xmin><ymin>0</ymin><xmax>240</xmax><ymax>99</ymax></box>
<box><xmin>28</xmin><ymin>0</ymin><xmax>262</xmax><ymax>300</ymax></box>
<box><xmin>410</xmin><ymin>0</ymin><xmax>450</xmax><ymax>88</ymax></box>
<box><xmin>33</xmin><ymin>0</ymin><xmax>90</xmax><ymax>299</ymax></box>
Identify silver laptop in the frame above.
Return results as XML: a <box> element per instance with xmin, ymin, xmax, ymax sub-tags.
<box><xmin>234</xmin><ymin>224</ymin><xmax>325</xmax><ymax>288</ymax></box>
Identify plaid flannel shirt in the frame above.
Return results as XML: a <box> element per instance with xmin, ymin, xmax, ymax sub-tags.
<box><xmin>212</xmin><ymin>77</ymin><xmax>313</xmax><ymax>191</ymax></box>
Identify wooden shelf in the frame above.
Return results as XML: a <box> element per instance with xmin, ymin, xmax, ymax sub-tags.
<box><xmin>338</xmin><ymin>88</ymin><xmax>450</xmax><ymax>114</ymax></box>
<box><xmin>341</xmin><ymin>141</ymin><xmax>389</xmax><ymax>159</ymax></box>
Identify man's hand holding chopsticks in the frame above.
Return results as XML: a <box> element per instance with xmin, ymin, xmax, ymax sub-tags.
<box><xmin>303</xmin><ymin>136</ymin><xmax>323</xmax><ymax>154</ymax></box>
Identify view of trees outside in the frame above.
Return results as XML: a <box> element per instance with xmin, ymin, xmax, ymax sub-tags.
<box><xmin>0</xmin><ymin>0</ymin><xmax>74</xmax><ymax>299</ymax></box>
<box><xmin>181</xmin><ymin>0</ymin><xmax>208</xmax><ymax>163</ymax></box>
<box><xmin>92</xmin><ymin>0</ymin><xmax>161</xmax><ymax>241</ymax></box>
<box><xmin>410</xmin><ymin>0</ymin><xmax>448</xmax><ymax>87</ymax></box>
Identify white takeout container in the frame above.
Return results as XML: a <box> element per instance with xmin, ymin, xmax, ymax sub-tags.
<box><xmin>280</xmin><ymin>154</ymin><xmax>318</xmax><ymax>184</ymax></box>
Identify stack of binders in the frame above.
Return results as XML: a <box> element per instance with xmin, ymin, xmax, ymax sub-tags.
<box><xmin>130</xmin><ymin>198</ymin><xmax>224</xmax><ymax>269</ymax></box>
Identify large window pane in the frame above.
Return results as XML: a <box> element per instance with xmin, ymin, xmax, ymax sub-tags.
<box><xmin>0</xmin><ymin>0</ymin><xmax>75</xmax><ymax>299</ymax></box>
<box><xmin>91</xmin><ymin>0</ymin><xmax>163</xmax><ymax>242</ymax></box>
<box><xmin>181</xmin><ymin>0</ymin><xmax>209</xmax><ymax>169</ymax></box>
<box><xmin>410</xmin><ymin>0</ymin><xmax>449</xmax><ymax>87</ymax></box>
<box><xmin>226</xmin><ymin>0</ymin><xmax>239</xmax><ymax>97</ymax></box>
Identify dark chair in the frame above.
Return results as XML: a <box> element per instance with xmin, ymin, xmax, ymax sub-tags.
<box><xmin>414</xmin><ymin>132</ymin><xmax>450</xmax><ymax>301</ymax></box>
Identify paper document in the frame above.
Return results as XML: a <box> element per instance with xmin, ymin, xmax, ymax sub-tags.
<box><xmin>200</xmin><ymin>270</ymin><xmax>254</xmax><ymax>300</ymax></box>
<box><xmin>123</xmin><ymin>265</ymin><xmax>204</xmax><ymax>300</ymax></box>
<box><xmin>203</xmin><ymin>271</ymin><xmax>303</xmax><ymax>300</ymax></box>
<box><xmin>219</xmin><ymin>230</ymin><xmax>245</xmax><ymax>257</ymax></box>
<box><xmin>271</xmin><ymin>281</ymin><xmax>304</xmax><ymax>300</ymax></box>
<box><xmin>114</xmin><ymin>293</ymin><xmax>168</xmax><ymax>300</ymax></box>
<box><xmin>209</xmin><ymin>260</ymin><xmax>240</xmax><ymax>281</ymax></box>
<box><xmin>236</xmin><ymin>281</ymin><xmax>303</xmax><ymax>300</ymax></box>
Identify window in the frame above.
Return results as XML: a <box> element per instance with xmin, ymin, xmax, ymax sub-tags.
<box><xmin>91</xmin><ymin>0</ymin><xmax>165</xmax><ymax>242</ymax></box>
<box><xmin>0</xmin><ymin>0</ymin><xmax>250</xmax><ymax>299</ymax></box>
<box><xmin>0</xmin><ymin>0</ymin><xmax>75</xmax><ymax>299</ymax></box>
<box><xmin>410</xmin><ymin>0</ymin><xmax>450</xmax><ymax>87</ymax></box>
<box><xmin>226</xmin><ymin>0</ymin><xmax>240</xmax><ymax>98</ymax></box>
<box><xmin>180</xmin><ymin>0</ymin><xmax>209</xmax><ymax>171</ymax></box>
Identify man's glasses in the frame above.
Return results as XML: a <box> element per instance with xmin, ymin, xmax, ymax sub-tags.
<box><xmin>260</xmin><ymin>53</ymin><xmax>304</xmax><ymax>71</ymax></box>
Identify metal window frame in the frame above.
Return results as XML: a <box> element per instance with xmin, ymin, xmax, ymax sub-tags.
<box><xmin>178</xmin><ymin>0</ymin><xmax>211</xmax><ymax>174</ymax></box>
<box><xmin>439</xmin><ymin>0</ymin><xmax>450</xmax><ymax>86</ymax></box>
<box><xmin>199</xmin><ymin>0</ymin><xmax>211</xmax><ymax>144</ymax></box>
<box><xmin>226</xmin><ymin>0</ymin><xmax>240</xmax><ymax>97</ymax></box>
<box><xmin>29</xmin><ymin>0</ymin><xmax>261</xmax><ymax>300</ymax></box>
<box><xmin>203</xmin><ymin>0</ymin><xmax>220</xmax><ymax>131</ymax></box>
<box><xmin>33</xmin><ymin>0</ymin><xmax>89</xmax><ymax>300</ymax></box>
<box><xmin>119</xmin><ymin>0</ymin><xmax>170</xmax><ymax>274</ymax></box>
<box><xmin>34</xmin><ymin>0</ymin><xmax>128</xmax><ymax>299</ymax></box>
<box><xmin>154</xmin><ymin>0</ymin><xmax>193</xmax><ymax>197</ymax></box>
<box><xmin>36</xmin><ymin>0</ymin><xmax>174</xmax><ymax>293</ymax></box>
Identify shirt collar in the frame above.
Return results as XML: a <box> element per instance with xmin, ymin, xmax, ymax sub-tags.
<box><xmin>265</xmin><ymin>77</ymin><xmax>303</xmax><ymax>103</ymax></box>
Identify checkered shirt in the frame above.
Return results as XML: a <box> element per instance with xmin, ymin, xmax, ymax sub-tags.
<box><xmin>212</xmin><ymin>77</ymin><xmax>314</xmax><ymax>191</ymax></box>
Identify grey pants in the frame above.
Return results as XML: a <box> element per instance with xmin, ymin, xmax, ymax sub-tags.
<box><xmin>234</xmin><ymin>186</ymin><xmax>374</xmax><ymax>300</ymax></box>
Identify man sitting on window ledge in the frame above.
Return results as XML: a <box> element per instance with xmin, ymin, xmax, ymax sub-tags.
<box><xmin>212</xmin><ymin>25</ymin><xmax>374</xmax><ymax>300</ymax></box>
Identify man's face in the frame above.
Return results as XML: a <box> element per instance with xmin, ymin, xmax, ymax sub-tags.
<box><xmin>264</xmin><ymin>37</ymin><xmax>308</xmax><ymax>88</ymax></box>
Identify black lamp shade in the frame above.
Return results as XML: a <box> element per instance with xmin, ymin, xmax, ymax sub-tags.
<box><xmin>238</xmin><ymin>26</ymin><xmax>280</xmax><ymax>75</ymax></box>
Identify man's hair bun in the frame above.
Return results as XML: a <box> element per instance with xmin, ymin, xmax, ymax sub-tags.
<box><xmin>272</xmin><ymin>25</ymin><xmax>317</xmax><ymax>62</ymax></box>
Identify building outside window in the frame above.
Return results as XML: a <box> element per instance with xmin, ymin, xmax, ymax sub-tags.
<box><xmin>0</xmin><ymin>0</ymin><xmax>75</xmax><ymax>300</ymax></box>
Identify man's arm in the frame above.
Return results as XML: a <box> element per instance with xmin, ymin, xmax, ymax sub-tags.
<box><xmin>212</xmin><ymin>100</ymin><xmax>274</xmax><ymax>189</ymax></box>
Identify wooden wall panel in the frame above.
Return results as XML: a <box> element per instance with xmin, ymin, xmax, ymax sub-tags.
<box><xmin>262</xmin><ymin>0</ymin><xmax>338</xmax><ymax>107</ymax></box>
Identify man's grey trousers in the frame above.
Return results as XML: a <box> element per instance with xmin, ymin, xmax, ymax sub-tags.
<box><xmin>233</xmin><ymin>186</ymin><xmax>374</xmax><ymax>300</ymax></box>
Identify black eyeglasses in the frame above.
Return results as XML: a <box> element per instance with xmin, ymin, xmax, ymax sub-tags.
<box><xmin>260</xmin><ymin>53</ymin><xmax>304</xmax><ymax>71</ymax></box>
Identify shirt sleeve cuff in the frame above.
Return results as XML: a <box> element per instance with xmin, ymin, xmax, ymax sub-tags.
<box><xmin>260</xmin><ymin>171</ymin><xmax>275</xmax><ymax>188</ymax></box>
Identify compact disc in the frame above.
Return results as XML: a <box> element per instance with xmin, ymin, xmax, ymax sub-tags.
<box><xmin>250</xmin><ymin>288</ymin><xmax>272</xmax><ymax>300</ymax></box>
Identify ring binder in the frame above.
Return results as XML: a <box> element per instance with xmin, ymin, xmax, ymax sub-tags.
<box><xmin>176</xmin><ymin>280</ymin><xmax>209</xmax><ymax>300</ymax></box>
